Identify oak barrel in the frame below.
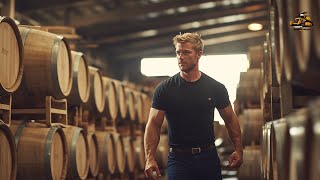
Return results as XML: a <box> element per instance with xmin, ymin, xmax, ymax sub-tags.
<box><xmin>247</xmin><ymin>45</ymin><xmax>263</xmax><ymax>69</ymax></box>
<box><xmin>0</xmin><ymin>17</ymin><xmax>23</xmax><ymax>95</ymax></box>
<box><xmin>67</xmin><ymin>51</ymin><xmax>90</xmax><ymax>105</ymax></box>
<box><xmin>309</xmin><ymin>98</ymin><xmax>320</xmax><ymax>180</ymax></box>
<box><xmin>95</xmin><ymin>131</ymin><xmax>116</xmax><ymax>175</ymax></box>
<box><xmin>287</xmin><ymin>108</ymin><xmax>311</xmax><ymax>180</ymax></box>
<box><xmin>155</xmin><ymin>134</ymin><xmax>169</xmax><ymax>169</ymax></box>
<box><xmin>126</xmin><ymin>88</ymin><xmax>136</xmax><ymax>122</ymax></box>
<box><xmin>238</xmin><ymin>146</ymin><xmax>261</xmax><ymax>180</ymax></box>
<box><xmin>63</xmin><ymin>126</ymin><xmax>89</xmax><ymax>179</ymax></box>
<box><xmin>134</xmin><ymin>135</ymin><xmax>145</xmax><ymax>171</ymax></box>
<box><xmin>102</xmin><ymin>77</ymin><xmax>118</xmax><ymax>122</ymax></box>
<box><xmin>213</xmin><ymin>122</ymin><xmax>233</xmax><ymax>152</ymax></box>
<box><xmin>10</xmin><ymin>120</ymin><xmax>67</xmax><ymax>180</ymax></box>
<box><xmin>0</xmin><ymin>120</ymin><xmax>17</xmax><ymax>180</ymax></box>
<box><xmin>87</xmin><ymin>132</ymin><xmax>100</xmax><ymax>177</ymax></box>
<box><xmin>239</xmin><ymin>109</ymin><xmax>263</xmax><ymax>146</ymax></box>
<box><xmin>236</xmin><ymin>68</ymin><xmax>262</xmax><ymax>108</ymax></box>
<box><xmin>114</xmin><ymin>80</ymin><xmax>128</xmax><ymax>124</ymax></box>
<box><xmin>123</xmin><ymin>136</ymin><xmax>136</xmax><ymax>173</ymax></box>
<box><xmin>272</xmin><ymin>118</ymin><xmax>290</xmax><ymax>180</ymax></box>
<box><xmin>17</xmin><ymin>26</ymin><xmax>73</xmax><ymax>99</ymax></box>
<box><xmin>87</xmin><ymin>66</ymin><xmax>105</xmax><ymax>115</ymax></box>
<box><xmin>141</xmin><ymin>93</ymin><xmax>151</xmax><ymax>124</ymax></box>
<box><xmin>133</xmin><ymin>91</ymin><xmax>144</xmax><ymax>124</ymax></box>
<box><xmin>261</xmin><ymin>122</ymin><xmax>273</xmax><ymax>180</ymax></box>
<box><xmin>113</xmin><ymin>133</ymin><xmax>126</xmax><ymax>174</ymax></box>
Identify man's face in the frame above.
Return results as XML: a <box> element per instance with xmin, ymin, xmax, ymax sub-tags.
<box><xmin>175</xmin><ymin>42</ymin><xmax>202</xmax><ymax>73</ymax></box>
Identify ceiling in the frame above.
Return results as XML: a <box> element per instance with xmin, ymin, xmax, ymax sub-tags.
<box><xmin>13</xmin><ymin>0</ymin><xmax>269</xmax><ymax>82</ymax></box>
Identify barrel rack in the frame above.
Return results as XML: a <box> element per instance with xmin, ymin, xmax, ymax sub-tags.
<box><xmin>11</xmin><ymin>96</ymin><xmax>68</xmax><ymax>127</ymax></box>
<box><xmin>0</xmin><ymin>95</ymin><xmax>12</xmax><ymax>126</ymax></box>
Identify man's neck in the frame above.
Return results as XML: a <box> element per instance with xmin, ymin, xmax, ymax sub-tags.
<box><xmin>180</xmin><ymin>70</ymin><xmax>202</xmax><ymax>82</ymax></box>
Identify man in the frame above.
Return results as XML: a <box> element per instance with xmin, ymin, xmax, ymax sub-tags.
<box><xmin>144</xmin><ymin>32</ymin><xmax>243</xmax><ymax>180</ymax></box>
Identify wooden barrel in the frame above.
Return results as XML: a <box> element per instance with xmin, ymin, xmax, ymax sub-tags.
<box><xmin>133</xmin><ymin>91</ymin><xmax>144</xmax><ymax>124</ymax></box>
<box><xmin>134</xmin><ymin>135</ymin><xmax>145</xmax><ymax>171</ymax></box>
<box><xmin>113</xmin><ymin>133</ymin><xmax>126</xmax><ymax>174</ymax></box>
<box><xmin>0</xmin><ymin>120</ymin><xmax>17</xmax><ymax>180</ymax></box>
<box><xmin>102</xmin><ymin>77</ymin><xmax>118</xmax><ymax>122</ymax></box>
<box><xmin>239</xmin><ymin>109</ymin><xmax>263</xmax><ymax>146</ymax></box>
<box><xmin>272</xmin><ymin>118</ymin><xmax>289</xmax><ymax>180</ymax></box>
<box><xmin>285</xmin><ymin>0</ymin><xmax>320</xmax><ymax>90</ymax></box>
<box><xmin>262</xmin><ymin>37</ymin><xmax>273</xmax><ymax>121</ymax></box>
<box><xmin>155</xmin><ymin>134</ymin><xmax>168</xmax><ymax>169</ymax></box>
<box><xmin>261</xmin><ymin>122</ymin><xmax>273</xmax><ymax>180</ymax></box>
<box><xmin>236</xmin><ymin>68</ymin><xmax>262</xmax><ymax>108</ymax></box>
<box><xmin>309</xmin><ymin>98</ymin><xmax>320</xmax><ymax>180</ymax></box>
<box><xmin>238</xmin><ymin>146</ymin><xmax>261</xmax><ymax>180</ymax></box>
<box><xmin>18</xmin><ymin>26</ymin><xmax>73</xmax><ymax>99</ymax></box>
<box><xmin>10</xmin><ymin>120</ymin><xmax>67</xmax><ymax>180</ymax></box>
<box><xmin>141</xmin><ymin>93</ymin><xmax>151</xmax><ymax>124</ymax></box>
<box><xmin>87</xmin><ymin>132</ymin><xmax>100</xmax><ymax>178</ymax></box>
<box><xmin>126</xmin><ymin>88</ymin><xmax>136</xmax><ymax>122</ymax></box>
<box><xmin>213</xmin><ymin>121</ymin><xmax>233</xmax><ymax>152</ymax></box>
<box><xmin>63</xmin><ymin>126</ymin><xmax>89</xmax><ymax>180</ymax></box>
<box><xmin>67</xmin><ymin>51</ymin><xmax>90</xmax><ymax>105</ymax></box>
<box><xmin>114</xmin><ymin>80</ymin><xmax>127</xmax><ymax>124</ymax></box>
<box><xmin>312</xmin><ymin>0</ymin><xmax>320</xmax><ymax>61</ymax></box>
<box><xmin>123</xmin><ymin>136</ymin><xmax>136</xmax><ymax>173</ymax></box>
<box><xmin>95</xmin><ymin>131</ymin><xmax>116</xmax><ymax>175</ymax></box>
<box><xmin>269</xmin><ymin>1</ymin><xmax>283</xmax><ymax>85</ymax></box>
<box><xmin>247</xmin><ymin>45</ymin><xmax>263</xmax><ymax>69</ymax></box>
<box><xmin>87</xmin><ymin>66</ymin><xmax>105</xmax><ymax>115</ymax></box>
<box><xmin>0</xmin><ymin>17</ymin><xmax>23</xmax><ymax>95</ymax></box>
<box><xmin>286</xmin><ymin>108</ymin><xmax>311</xmax><ymax>180</ymax></box>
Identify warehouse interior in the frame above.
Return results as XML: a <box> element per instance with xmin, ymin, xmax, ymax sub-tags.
<box><xmin>0</xmin><ymin>0</ymin><xmax>320</xmax><ymax>180</ymax></box>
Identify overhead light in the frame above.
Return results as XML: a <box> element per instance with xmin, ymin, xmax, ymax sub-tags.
<box><xmin>248</xmin><ymin>23</ymin><xmax>263</xmax><ymax>31</ymax></box>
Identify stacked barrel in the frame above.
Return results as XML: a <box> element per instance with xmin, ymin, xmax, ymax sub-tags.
<box><xmin>0</xmin><ymin>16</ymin><xmax>23</xmax><ymax>180</ymax></box>
<box><xmin>0</xmin><ymin>16</ymin><xmax>153</xmax><ymax>180</ymax></box>
<box><xmin>236</xmin><ymin>0</ymin><xmax>320</xmax><ymax>179</ymax></box>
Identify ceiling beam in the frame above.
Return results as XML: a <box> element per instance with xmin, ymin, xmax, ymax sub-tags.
<box><xmin>17</xmin><ymin>0</ymin><xmax>94</xmax><ymax>13</ymax></box>
<box><xmin>112</xmin><ymin>30</ymin><xmax>268</xmax><ymax>60</ymax></box>
<box><xmin>79</xmin><ymin>2</ymin><xmax>267</xmax><ymax>37</ymax></box>
<box><xmin>72</xmin><ymin>0</ymin><xmax>265</xmax><ymax>28</ymax></box>
<box><xmin>94</xmin><ymin>10</ymin><xmax>268</xmax><ymax>46</ymax></box>
<box><xmin>97</xmin><ymin>19</ymin><xmax>269</xmax><ymax>55</ymax></box>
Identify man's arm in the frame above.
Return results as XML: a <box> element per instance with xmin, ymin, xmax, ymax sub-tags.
<box><xmin>144</xmin><ymin>107</ymin><xmax>165</xmax><ymax>179</ymax></box>
<box><xmin>218</xmin><ymin>104</ymin><xmax>243</xmax><ymax>168</ymax></box>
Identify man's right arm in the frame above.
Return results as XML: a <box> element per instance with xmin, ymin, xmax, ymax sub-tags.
<box><xmin>144</xmin><ymin>107</ymin><xmax>165</xmax><ymax>179</ymax></box>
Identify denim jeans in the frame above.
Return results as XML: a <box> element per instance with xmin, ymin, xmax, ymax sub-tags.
<box><xmin>167</xmin><ymin>147</ymin><xmax>222</xmax><ymax>180</ymax></box>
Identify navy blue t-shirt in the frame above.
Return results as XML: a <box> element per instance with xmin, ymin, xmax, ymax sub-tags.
<box><xmin>152</xmin><ymin>72</ymin><xmax>230</xmax><ymax>147</ymax></box>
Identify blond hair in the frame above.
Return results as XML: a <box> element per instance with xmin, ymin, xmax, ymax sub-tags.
<box><xmin>172</xmin><ymin>32</ymin><xmax>204</xmax><ymax>52</ymax></box>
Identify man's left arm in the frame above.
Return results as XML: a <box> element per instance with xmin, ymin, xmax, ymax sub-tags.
<box><xmin>218</xmin><ymin>104</ymin><xmax>243</xmax><ymax>168</ymax></box>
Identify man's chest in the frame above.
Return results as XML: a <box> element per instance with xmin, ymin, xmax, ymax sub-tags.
<box><xmin>165</xmin><ymin>86</ymin><xmax>216</xmax><ymax>111</ymax></box>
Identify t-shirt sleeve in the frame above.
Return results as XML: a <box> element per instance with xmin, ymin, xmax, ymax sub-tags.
<box><xmin>215</xmin><ymin>83</ymin><xmax>230</xmax><ymax>109</ymax></box>
<box><xmin>151</xmin><ymin>82</ymin><xmax>167</xmax><ymax>111</ymax></box>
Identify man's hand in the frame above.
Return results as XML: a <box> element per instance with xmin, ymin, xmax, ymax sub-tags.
<box><xmin>145</xmin><ymin>159</ymin><xmax>161</xmax><ymax>179</ymax></box>
<box><xmin>228</xmin><ymin>150</ymin><xmax>243</xmax><ymax>168</ymax></box>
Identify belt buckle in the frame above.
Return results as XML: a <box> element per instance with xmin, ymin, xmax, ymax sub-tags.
<box><xmin>191</xmin><ymin>147</ymin><xmax>201</xmax><ymax>154</ymax></box>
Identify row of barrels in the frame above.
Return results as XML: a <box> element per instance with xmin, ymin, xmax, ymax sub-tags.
<box><xmin>261</xmin><ymin>98</ymin><xmax>320</xmax><ymax>180</ymax></box>
<box><xmin>0</xmin><ymin>16</ymin><xmax>152</xmax><ymax>126</ymax></box>
<box><xmin>0</xmin><ymin>120</ymin><xmax>147</xmax><ymax>180</ymax></box>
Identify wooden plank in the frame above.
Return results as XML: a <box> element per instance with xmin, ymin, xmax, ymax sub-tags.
<box><xmin>51</xmin><ymin>108</ymin><xmax>67</xmax><ymax>115</ymax></box>
<box><xmin>1</xmin><ymin>0</ymin><xmax>15</xmax><ymax>18</ymax></box>
<box><xmin>12</xmin><ymin>109</ymin><xmax>45</xmax><ymax>114</ymax></box>
<box><xmin>0</xmin><ymin>104</ymin><xmax>10</xmax><ymax>110</ymax></box>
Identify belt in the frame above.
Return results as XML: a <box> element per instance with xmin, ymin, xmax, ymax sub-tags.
<box><xmin>169</xmin><ymin>143</ymin><xmax>215</xmax><ymax>155</ymax></box>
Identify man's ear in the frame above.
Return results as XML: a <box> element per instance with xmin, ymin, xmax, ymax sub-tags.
<box><xmin>198</xmin><ymin>51</ymin><xmax>203</xmax><ymax>58</ymax></box>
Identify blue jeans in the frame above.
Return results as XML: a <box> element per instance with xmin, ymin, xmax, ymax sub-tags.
<box><xmin>167</xmin><ymin>147</ymin><xmax>222</xmax><ymax>180</ymax></box>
